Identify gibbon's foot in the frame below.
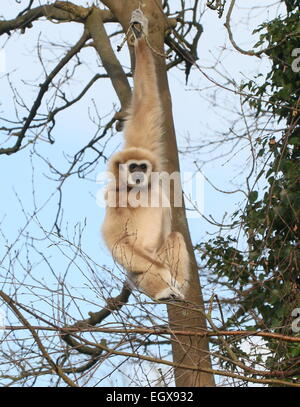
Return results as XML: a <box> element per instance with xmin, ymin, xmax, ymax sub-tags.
<box><xmin>159</xmin><ymin>294</ymin><xmax>184</xmax><ymax>303</ymax></box>
<box><xmin>154</xmin><ymin>286</ymin><xmax>185</xmax><ymax>302</ymax></box>
<box><xmin>130</xmin><ymin>9</ymin><xmax>149</xmax><ymax>39</ymax></box>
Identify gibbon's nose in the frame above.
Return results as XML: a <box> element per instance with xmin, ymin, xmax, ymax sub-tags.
<box><xmin>132</xmin><ymin>172</ymin><xmax>145</xmax><ymax>185</ymax></box>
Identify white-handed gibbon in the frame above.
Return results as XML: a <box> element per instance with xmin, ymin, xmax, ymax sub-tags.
<box><xmin>102</xmin><ymin>9</ymin><xmax>190</xmax><ymax>301</ymax></box>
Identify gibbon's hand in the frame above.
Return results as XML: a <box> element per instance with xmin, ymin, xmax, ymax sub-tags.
<box><xmin>130</xmin><ymin>9</ymin><xmax>149</xmax><ymax>38</ymax></box>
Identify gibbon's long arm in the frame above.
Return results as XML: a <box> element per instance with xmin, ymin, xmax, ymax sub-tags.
<box><xmin>123</xmin><ymin>21</ymin><xmax>163</xmax><ymax>163</ymax></box>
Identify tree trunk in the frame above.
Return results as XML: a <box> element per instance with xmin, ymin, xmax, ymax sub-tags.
<box><xmin>101</xmin><ymin>0</ymin><xmax>215</xmax><ymax>387</ymax></box>
<box><xmin>156</xmin><ymin>33</ymin><xmax>216</xmax><ymax>390</ymax></box>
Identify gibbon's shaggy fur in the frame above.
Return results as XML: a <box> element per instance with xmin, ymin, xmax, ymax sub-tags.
<box><xmin>102</xmin><ymin>10</ymin><xmax>190</xmax><ymax>301</ymax></box>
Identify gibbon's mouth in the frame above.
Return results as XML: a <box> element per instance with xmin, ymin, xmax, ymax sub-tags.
<box><xmin>127</xmin><ymin>181</ymin><xmax>148</xmax><ymax>189</ymax></box>
<box><xmin>128</xmin><ymin>172</ymin><xmax>146</xmax><ymax>187</ymax></box>
<box><xmin>127</xmin><ymin>180</ymin><xmax>147</xmax><ymax>189</ymax></box>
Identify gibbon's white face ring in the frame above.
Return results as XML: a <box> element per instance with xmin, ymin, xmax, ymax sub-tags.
<box><xmin>121</xmin><ymin>159</ymin><xmax>152</xmax><ymax>188</ymax></box>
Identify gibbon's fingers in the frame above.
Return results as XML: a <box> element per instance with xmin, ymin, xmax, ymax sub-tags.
<box><xmin>131</xmin><ymin>22</ymin><xmax>143</xmax><ymax>39</ymax></box>
<box><xmin>130</xmin><ymin>9</ymin><xmax>149</xmax><ymax>39</ymax></box>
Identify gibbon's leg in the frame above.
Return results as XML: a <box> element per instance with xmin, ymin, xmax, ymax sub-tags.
<box><xmin>130</xmin><ymin>232</ymin><xmax>190</xmax><ymax>301</ymax></box>
<box><xmin>111</xmin><ymin>241</ymin><xmax>185</xmax><ymax>300</ymax></box>
<box><xmin>124</xmin><ymin>10</ymin><xmax>163</xmax><ymax>156</ymax></box>
<box><xmin>167</xmin><ymin>232</ymin><xmax>190</xmax><ymax>289</ymax></box>
<box><xmin>130</xmin><ymin>266</ymin><xmax>184</xmax><ymax>301</ymax></box>
<box><xmin>111</xmin><ymin>242</ymin><xmax>166</xmax><ymax>274</ymax></box>
<box><xmin>155</xmin><ymin>232</ymin><xmax>190</xmax><ymax>300</ymax></box>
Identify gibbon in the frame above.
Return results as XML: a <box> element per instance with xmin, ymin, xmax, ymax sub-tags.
<box><xmin>102</xmin><ymin>9</ymin><xmax>190</xmax><ymax>301</ymax></box>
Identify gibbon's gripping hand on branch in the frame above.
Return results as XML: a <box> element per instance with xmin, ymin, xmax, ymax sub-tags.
<box><xmin>130</xmin><ymin>8</ymin><xmax>149</xmax><ymax>38</ymax></box>
<box><xmin>102</xmin><ymin>9</ymin><xmax>190</xmax><ymax>302</ymax></box>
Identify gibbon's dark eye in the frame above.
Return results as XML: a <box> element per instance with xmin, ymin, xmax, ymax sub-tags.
<box><xmin>140</xmin><ymin>163</ymin><xmax>147</xmax><ymax>171</ymax></box>
<box><xmin>129</xmin><ymin>163</ymin><xmax>138</xmax><ymax>172</ymax></box>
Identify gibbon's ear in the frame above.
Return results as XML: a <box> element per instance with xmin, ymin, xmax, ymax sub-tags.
<box><xmin>114</xmin><ymin>160</ymin><xmax>120</xmax><ymax>169</ymax></box>
<box><xmin>108</xmin><ymin>151</ymin><xmax>125</xmax><ymax>174</ymax></box>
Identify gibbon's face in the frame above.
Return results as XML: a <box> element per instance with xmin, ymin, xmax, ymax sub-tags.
<box><xmin>122</xmin><ymin>159</ymin><xmax>152</xmax><ymax>188</ymax></box>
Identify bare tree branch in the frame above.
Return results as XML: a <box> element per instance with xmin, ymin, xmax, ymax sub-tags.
<box><xmin>85</xmin><ymin>6</ymin><xmax>131</xmax><ymax>112</ymax></box>
<box><xmin>0</xmin><ymin>290</ymin><xmax>78</xmax><ymax>387</ymax></box>
<box><xmin>0</xmin><ymin>1</ymin><xmax>115</xmax><ymax>36</ymax></box>
<box><xmin>0</xmin><ymin>29</ymin><xmax>90</xmax><ymax>155</ymax></box>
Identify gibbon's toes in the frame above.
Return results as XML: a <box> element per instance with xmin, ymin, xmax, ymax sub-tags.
<box><xmin>161</xmin><ymin>294</ymin><xmax>183</xmax><ymax>303</ymax></box>
<box><xmin>130</xmin><ymin>9</ymin><xmax>149</xmax><ymax>38</ymax></box>
<box><xmin>154</xmin><ymin>287</ymin><xmax>184</xmax><ymax>302</ymax></box>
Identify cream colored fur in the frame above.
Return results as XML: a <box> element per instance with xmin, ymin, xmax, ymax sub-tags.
<box><xmin>102</xmin><ymin>10</ymin><xmax>189</xmax><ymax>301</ymax></box>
